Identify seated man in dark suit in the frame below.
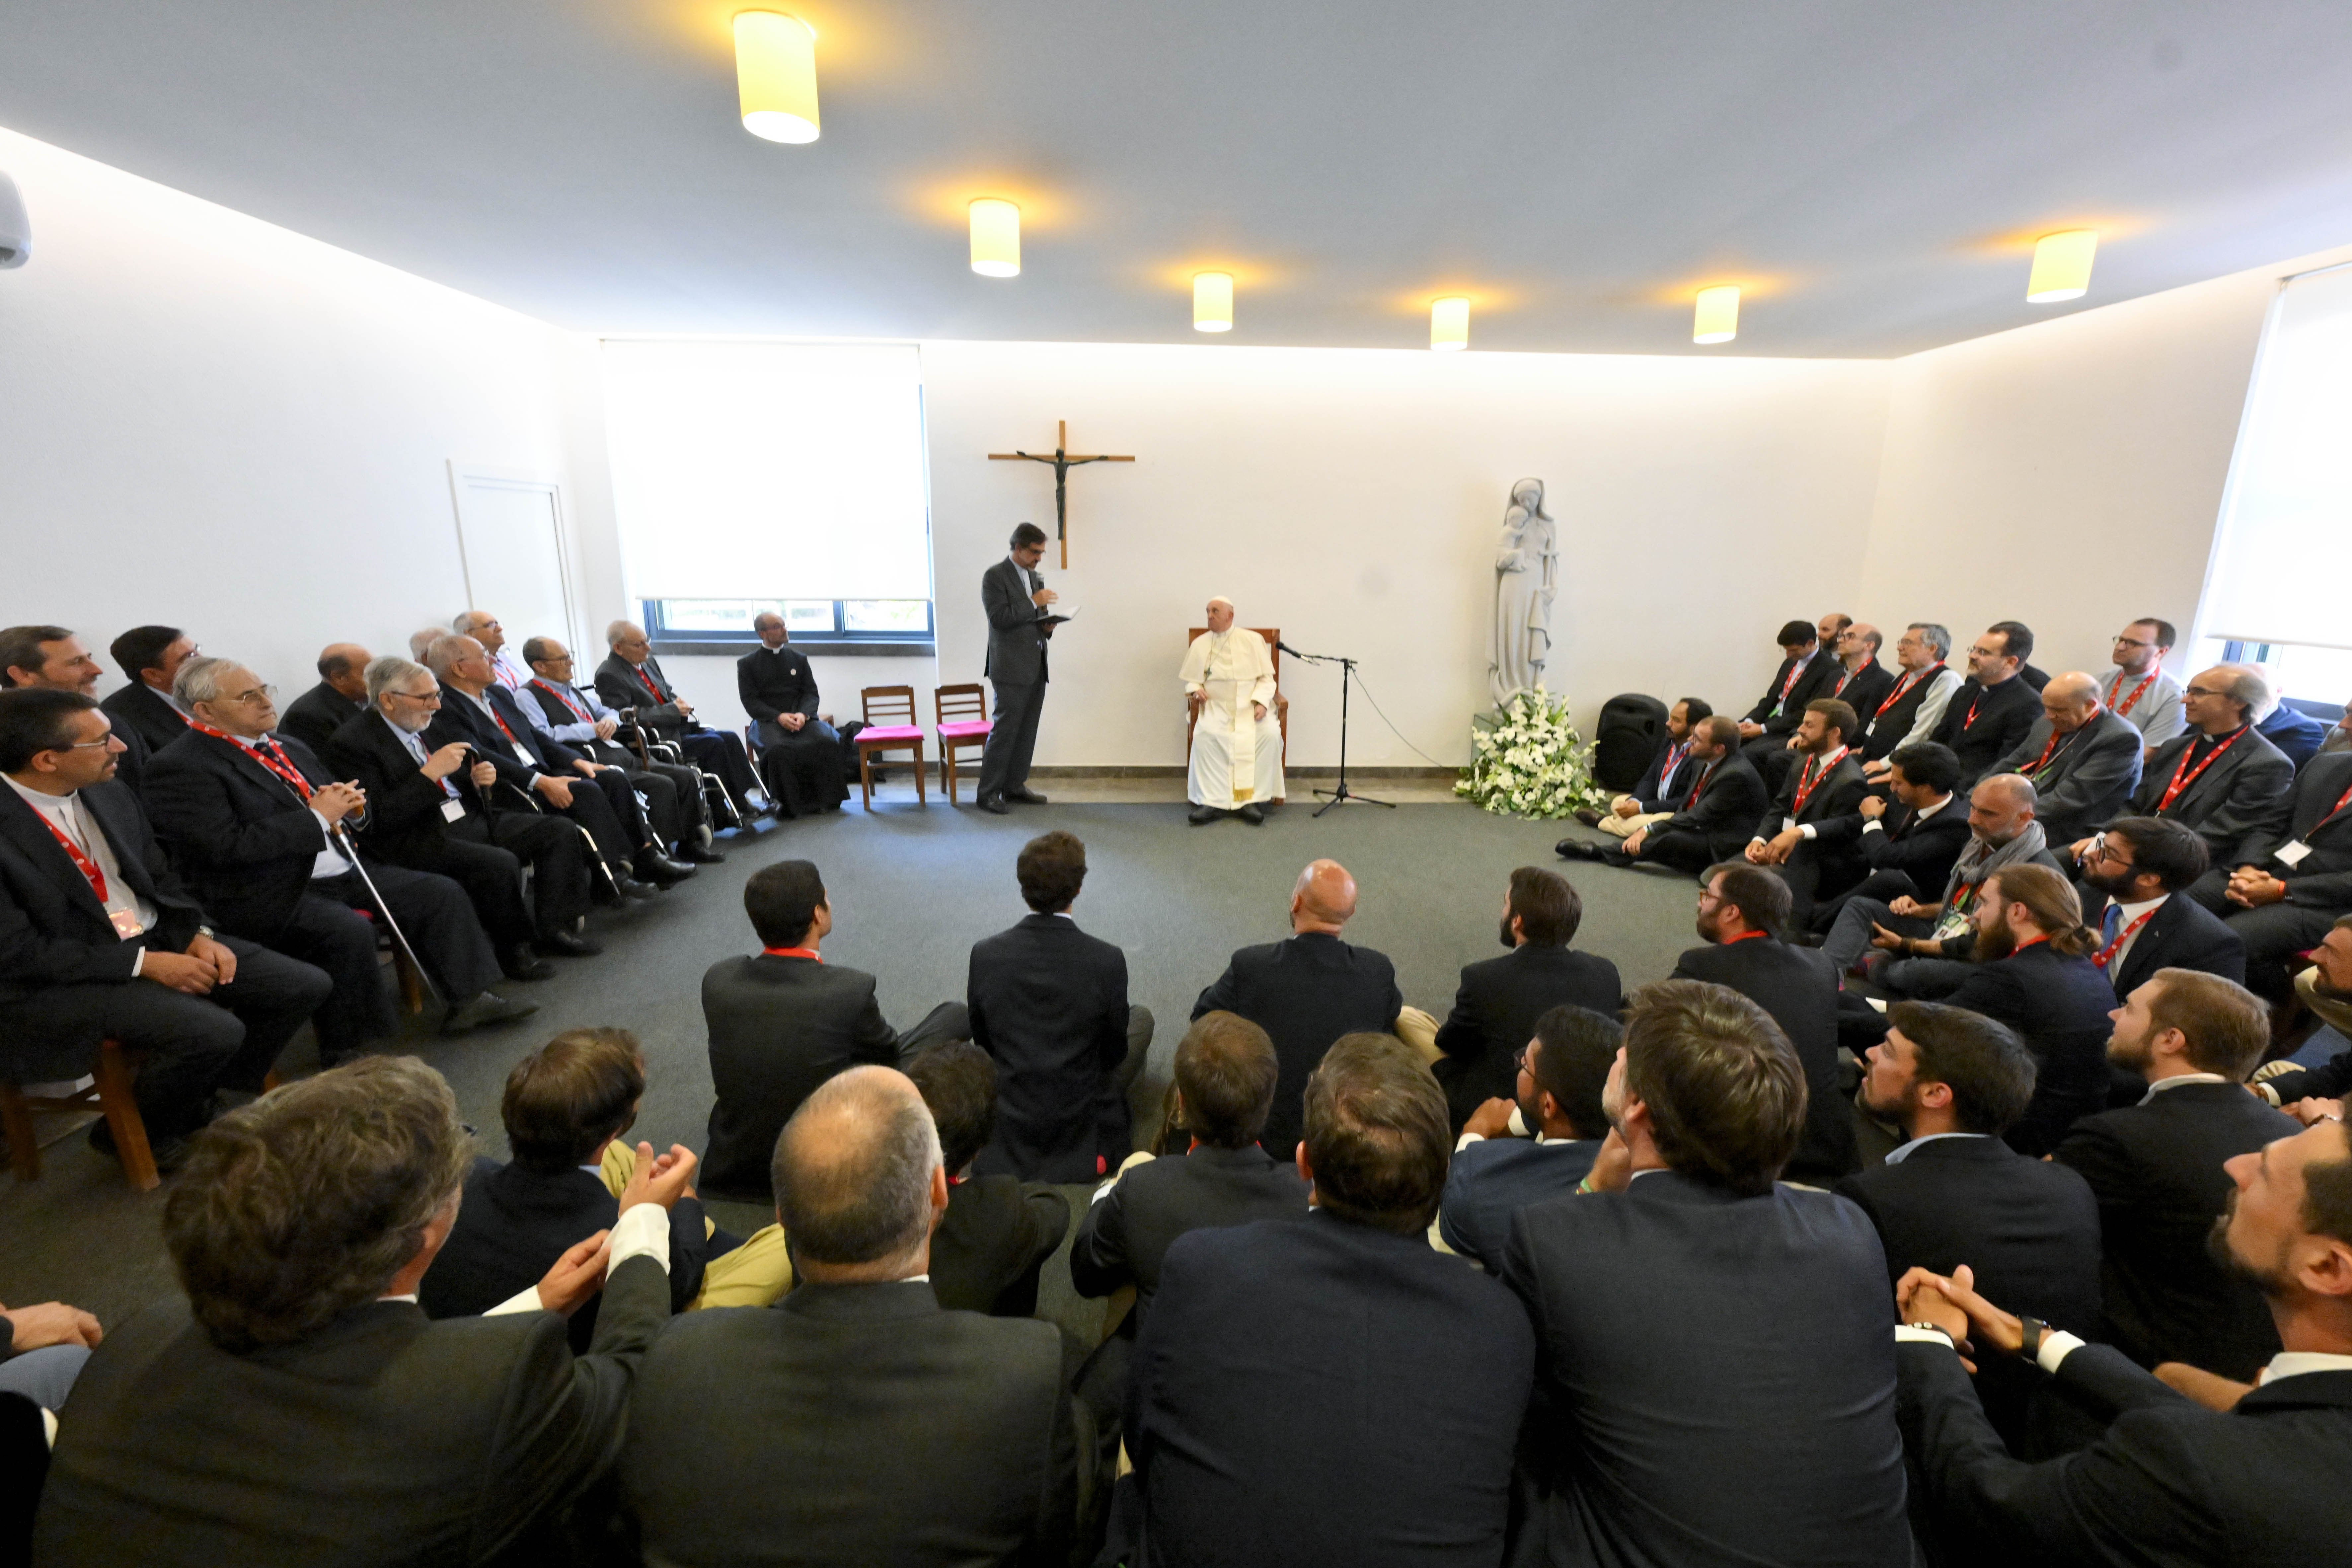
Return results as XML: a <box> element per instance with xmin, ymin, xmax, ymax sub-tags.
<box><xmin>2054</xmin><ymin>968</ymin><xmax>2302</xmax><ymax>1381</ymax></box>
<box><xmin>1192</xmin><ymin>859</ymin><xmax>1403</xmax><ymax>1165</ymax></box>
<box><xmin>1808</xmin><ymin>740</ymin><xmax>1972</xmax><ymax>937</ymax></box>
<box><xmin>142</xmin><ymin>657</ymin><xmax>534</xmax><ymax>1049</ymax></box>
<box><xmin>1577</xmin><ymin>695</ymin><xmax>1707</xmax><ymax>837</ymax></box>
<box><xmin>98</xmin><ymin>624</ymin><xmax>197</xmax><ymax>755</ymax></box>
<box><xmin>1990</xmin><ymin>670</ymin><xmax>2145</xmax><ymax>847</ymax></box>
<box><xmin>1670</xmin><ymin>862</ymin><xmax>1856</xmax><ymax>1183</ymax></box>
<box><xmin>0</xmin><ymin>690</ymin><xmax>331</xmax><ymax>1166</ymax></box>
<box><xmin>323</xmin><ymin>655</ymin><xmax>595</xmax><ymax>967</ymax></box>
<box><xmin>908</xmin><ymin>1040</ymin><xmax>1071</xmax><ymax>1318</ymax></box>
<box><xmin>1743</xmin><ymin>697</ymin><xmax>1869</xmax><ymax>926</ymax></box>
<box><xmin>2254</xmin><ymin>915</ymin><xmax>2352</xmax><ymax>1112</ymax></box>
<box><xmin>1942</xmin><ymin>864</ymin><xmax>2119</xmax><ymax>1154</ymax></box>
<box><xmin>1735</xmin><ymin>616</ymin><xmax>1840</xmax><ymax>771</ymax></box>
<box><xmin>1504</xmin><ymin>980</ymin><xmax>1912</xmax><ymax>1567</ymax></box>
<box><xmin>421</xmin><ymin>1027</ymin><xmax>779</xmax><ymax>1336</ymax></box>
<box><xmin>702</xmin><ymin>859</ymin><xmax>966</xmax><ymax>1200</ymax></box>
<box><xmin>1929</xmin><ymin>622</ymin><xmax>2044</xmax><ymax>787</ymax></box>
<box><xmin>596</xmin><ymin>619</ymin><xmax>765</xmax><ymax>818</ymax></box>
<box><xmin>1072</xmin><ymin>1011</ymin><xmax>1310</xmax><ymax>1325</ymax></box>
<box><xmin>1837</xmin><ymin>1001</ymin><xmax>2101</xmax><ymax>1447</ymax></box>
<box><xmin>2077</xmin><ymin>815</ymin><xmax>2244</xmax><ymax>1008</ymax></box>
<box><xmin>1561</xmin><ymin>714</ymin><xmax>1768</xmax><ymax>874</ymax></box>
<box><xmin>1438</xmin><ymin>1003</ymin><xmax>1613</xmax><ymax>1272</ymax></box>
<box><xmin>1824</xmin><ymin>772</ymin><xmax>2055</xmax><ymax>984</ymax></box>
<box><xmin>1131</xmin><ymin>1033</ymin><xmax>1533</xmax><ymax>1568</ymax></box>
<box><xmin>32</xmin><ymin>1056</ymin><xmax>689</xmax><ymax>1566</ymax></box>
<box><xmin>518</xmin><ymin>636</ymin><xmax>719</xmax><ymax>863</ymax></box>
<box><xmin>2210</xmin><ymin>746</ymin><xmax>2352</xmax><ymax>1000</ymax></box>
<box><xmin>1756</xmin><ymin>623</ymin><xmax>1892</xmax><ymax>791</ymax></box>
<box><xmin>1430</xmin><ymin>865</ymin><xmax>1622</xmax><ymax>1131</ymax></box>
<box><xmin>2089</xmin><ymin>662</ymin><xmax>2295</xmax><ymax>881</ymax></box>
<box><xmin>969</xmin><ymin>830</ymin><xmax>1152</xmax><ymax>1181</ymax></box>
<box><xmin>423</xmin><ymin>633</ymin><xmax>683</xmax><ymax>897</ymax></box>
<box><xmin>1892</xmin><ymin>1112</ymin><xmax>2352</xmax><ymax>1568</ymax></box>
<box><xmin>737</xmin><ymin>611</ymin><xmax>849</xmax><ymax>816</ymax></box>
<box><xmin>1</xmin><ymin>625</ymin><xmax>155</xmax><ymax>794</ymax></box>
<box><xmin>624</xmin><ymin>1066</ymin><xmax>1078</xmax><ymax>1568</ymax></box>
<box><xmin>276</xmin><ymin>642</ymin><xmax>373</xmax><ymax>758</ymax></box>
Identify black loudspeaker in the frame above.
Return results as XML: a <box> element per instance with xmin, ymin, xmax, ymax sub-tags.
<box><xmin>1593</xmin><ymin>694</ymin><xmax>1669</xmax><ymax>791</ymax></box>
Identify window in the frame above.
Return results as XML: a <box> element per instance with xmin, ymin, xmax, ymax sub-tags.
<box><xmin>600</xmin><ymin>341</ymin><xmax>933</xmax><ymax>649</ymax></box>
<box><xmin>2198</xmin><ymin>262</ymin><xmax>2352</xmax><ymax>703</ymax></box>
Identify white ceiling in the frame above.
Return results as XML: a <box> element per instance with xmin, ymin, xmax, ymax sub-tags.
<box><xmin>4</xmin><ymin>1</ymin><xmax>2352</xmax><ymax>356</ymax></box>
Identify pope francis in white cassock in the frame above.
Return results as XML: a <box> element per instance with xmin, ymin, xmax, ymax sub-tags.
<box><xmin>1181</xmin><ymin>597</ymin><xmax>1283</xmax><ymax>824</ymax></box>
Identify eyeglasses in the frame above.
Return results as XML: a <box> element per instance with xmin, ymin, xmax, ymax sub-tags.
<box><xmin>2183</xmin><ymin>686</ymin><xmax>2225</xmax><ymax>700</ymax></box>
<box><xmin>64</xmin><ymin>738</ymin><xmax>118</xmax><ymax>751</ymax></box>
<box><xmin>1966</xmin><ymin>645</ymin><xmax>2006</xmax><ymax>659</ymax></box>
<box><xmin>226</xmin><ymin>685</ymin><xmax>278</xmax><ymax>706</ymax></box>
<box><xmin>2112</xmin><ymin>635</ymin><xmax>2156</xmax><ymax>648</ymax></box>
<box><xmin>386</xmin><ymin>688</ymin><xmax>442</xmax><ymax>705</ymax></box>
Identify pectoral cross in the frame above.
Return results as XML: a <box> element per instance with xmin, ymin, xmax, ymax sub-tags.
<box><xmin>988</xmin><ymin>420</ymin><xmax>1135</xmax><ymax>567</ymax></box>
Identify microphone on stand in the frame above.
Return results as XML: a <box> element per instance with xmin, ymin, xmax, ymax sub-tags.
<box><xmin>1276</xmin><ymin>640</ymin><xmax>1305</xmax><ymax>658</ymax></box>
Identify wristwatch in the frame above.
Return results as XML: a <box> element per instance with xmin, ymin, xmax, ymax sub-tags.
<box><xmin>195</xmin><ymin>925</ymin><xmax>216</xmax><ymax>942</ymax></box>
<box><xmin>2018</xmin><ymin>1315</ymin><xmax>2049</xmax><ymax>1359</ymax></box>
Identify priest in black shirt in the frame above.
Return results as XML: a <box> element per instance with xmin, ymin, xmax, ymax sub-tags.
<box><xmin>736</xmin><ymin>613</ymin><xmax>848</xmax><ymax>816</ymax></box>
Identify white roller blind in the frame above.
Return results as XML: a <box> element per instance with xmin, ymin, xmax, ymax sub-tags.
<box><xmin>600</xmin><ymin>340</ymin><xmax>931</xmax><ymax>601</ymax></box>
<box><xmin>2201</xmin><ymin>266</ymin><xmax>2352</xmax><ymax>650</ymax></box>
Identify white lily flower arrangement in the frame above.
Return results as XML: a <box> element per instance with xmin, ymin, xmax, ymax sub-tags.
<box><xmin>1456</xmin><ymin>687</ymin><xmax>1611</xmax><ymax>820</ymax></box>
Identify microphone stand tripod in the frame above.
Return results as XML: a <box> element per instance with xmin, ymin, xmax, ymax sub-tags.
<box><xmin>1279</xmin><ymin>644</ymin><xmax>1394</xmax><ymax>818</ymax></box>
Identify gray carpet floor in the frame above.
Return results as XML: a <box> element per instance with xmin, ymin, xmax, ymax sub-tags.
<box><xmin>0</xmin><ymin>802</ymin><xmax>1700</xmax><ymax>1341</ymax></box>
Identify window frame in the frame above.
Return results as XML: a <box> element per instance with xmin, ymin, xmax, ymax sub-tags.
<box><xmin>642</xmin><ymin>598</ymin><xmax>935</xmax><ymax>657</ymax></box>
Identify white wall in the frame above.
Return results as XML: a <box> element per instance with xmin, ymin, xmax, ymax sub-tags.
<box><xmin>0</xmin><ymin>126</ymin><xmax>599</xmax><ymax>701</ymax></box>
<box><xmin>919</xmin><ymin>341</ymin><xmax>1893</xmax><ymax>766</ymax></box>
<box><xmin>1859</xmin><ymin>240</ymin><xmax>2352</xmax><ymax>682</ymax></box>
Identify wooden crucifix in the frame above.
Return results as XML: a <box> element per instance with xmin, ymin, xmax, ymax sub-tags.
<box><xmin>988</xmin><ymin>420</ymin><xmax>1135</xmax><ymax>567</ymax></box>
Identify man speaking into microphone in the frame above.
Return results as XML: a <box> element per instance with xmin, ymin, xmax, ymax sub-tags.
<box><xmin>976</xmin><ymin>522</ymin><xmax>1057</xmax><ymax>816</ymax></box>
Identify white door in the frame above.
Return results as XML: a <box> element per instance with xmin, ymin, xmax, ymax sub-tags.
<box><xmin>448</xmin><ymin>466</ymin><xmax>576</xmax><ymax>656</ymax></box>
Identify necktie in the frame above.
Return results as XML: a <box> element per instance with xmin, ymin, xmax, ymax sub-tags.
<box><xmin>2103</xmin><ymin>904</ymin><xmax>2123</xmax><ymax>943</ymax></box>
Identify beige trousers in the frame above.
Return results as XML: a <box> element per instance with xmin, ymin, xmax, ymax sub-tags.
<box><xmin>1598</xmin><ymin>798</ymin><xmax>1674</xmax><ymax>839</ymax></box>
<box><xmin>600</xmin><ymin>1142</ymin><xmax>794</xmax><ymax>1309</ymax></box>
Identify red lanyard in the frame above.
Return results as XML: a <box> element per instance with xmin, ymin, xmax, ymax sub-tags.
<box><xmin>480</xmin><ymin>700</ymin><xmax>524</xmax><ymax>748</ymax></box>
<box><xmin>761</xmin><ymin>946</ymin><xmax>821</xmax><ymax>961</ymax></box>
<box><xmin>532</xmin><ymin>679</ymin><xmax>592</xmax><ymax>721</ymax></box>
<box><xmin>190</xmin><ymin>721</ymin><xmax>312</xmax><ymax>801</ymax></box>
<box><xmin>1774</xmin><ymin>657</ymin><xmax>1805</xmax><ymax>707</ymax></box>
<box><xmin>2010</xmin><ymin>934</ymin><xmax>2050</xmax><ymax>954</ymax></box>
<box><xmin>1833</xmin><ymin>663</ymin><xmax>1861</xmax><ymax>697</ymax></box>
<box><xmin>1962</xmin><ymin>690</ymin><xmax>1987</xmax><ymax>731</ymax></box>
<box><xmin>1722</xmin><ymin>930</ymin><xmax>1769</xmax><ymax>945</ymax></box>
<box><xmin>2107</xmin><ymin>670</ymin><xmax>2158</xmax><ymax>716</ymax></box>
<box><xmin>1684</xmin><ymin>759</ymin><xmax>1720</xmax><ymax>804</ymax></box>
<box><xmin>636</xmin><ymin>665</ymin><xmax>663</xmax><ymax>701</ymax></box>
<box><xmin>2023</xmin><ymin>724</ymin><xmax>2081</xmax><ymax>779</ymax></box>
<box><xmin>2158</xmin><ymin>727</ymin><xmax>2247</xmax><ymax>814</ymax></box>
<box><xmin>1792</xmin><ymin>746</ymin><xmax>1849</xmax><ymax>814</ymax></box>
<box><xmin>35</xmin><ymin>809</ymin><xmax>108</xmax><ymax>903</ymax></box>
<box><xmin>1875</xmin><ymin>664</ymin><xmax>1939</xmax><ymax>720</ymax></box>
<box><xmin>1661</xmin><ymin>740</ymin><xmax>1692</xmax><ymax>781</ymax></box>
<box><xmin>2091</xmin><ymin>906</ymin><xmax>2159</xmax><ymax>969</ymax></box>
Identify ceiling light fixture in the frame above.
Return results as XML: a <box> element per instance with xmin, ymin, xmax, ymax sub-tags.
<box><xmin>1194</xmin><ymin>272</ymin><xmax>1233</xmax><ymax>333</ymax></box>
<box><xmin>734</xmin><ymin>11</ymin><xmax>820</xmax><ymax>144</ymax></box>
<box><xmin>1693</xmin><ymin>285</ymin><xmax>1739</xmax><ymax>344</ymax></box>
<box><xmin>969</xmin><ymin>199</ymin><xmax>1020</xmax><ymax>278</ymax></box>
<box><xmin>1430</xmin><ymin>297</ymin><xmax>1470</xmax><ymax>351</ymax></box>
<box><xmin>2026</xmin><ymin>230</ymin><xmax>2097</xmax><ymax>303</ymax></box>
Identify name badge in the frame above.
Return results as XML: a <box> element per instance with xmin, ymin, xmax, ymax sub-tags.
<box><xmin>2275</xmin><ymin>840</ymin><xmax>2313</xmax><ymax>868</ymax></box>
<box><xmin>109</xmin><ymin>909</ymin><xmax>146</xmax><ymax>939</ymax></box>
<box><xmin>441</xmin><ymin>798</ymin><xmax>469</xmax><ymax>823</ymax></box>
<box><xmin>1782</xmin><ymin>816</ymin><xmax>1798</xmax><ymax>833</ymax></box>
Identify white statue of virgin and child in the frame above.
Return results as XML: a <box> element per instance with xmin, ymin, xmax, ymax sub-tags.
<box><xmin>1487</xmin><ymin>478</ymin><xmax>1558</xmax><ymax>709</ymax></box>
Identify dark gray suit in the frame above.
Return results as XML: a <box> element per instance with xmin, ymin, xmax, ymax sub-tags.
<box><xmin>1192</xmin><ymin>931</ymin><xmax>1404</xmax><ymax>1163</ymax></box>
<box><xmin>977</xmin><ymin>556</ymin><xmax>1051</xmax><ymax>802</ymax></box>
<box><xmin>2130</xmin><ymin>726</ymin><xmax>2295</xmax><ymax>870</ymax></box>
<box><xmin>278</xmin><ymin>680</ymin><xmax>368</xmax><ymax>759</ymax></box>
<box><xmin>97</xmin><ymin>681</ymin><xmax>190</xmax><ymax>756</ymax></box>
<box><xmin>623</xmin><ymin>1280</ymin><xmax>1076</xmax><ymax>1568</ymax></box>
<box><xmin>33</xmin><ymin>1253</ymin><xmax>671</xmax><ymax>1566</ymax></box>
<box><xmin>1993</xmin><ymin>707</ymin><xmax>2144</xmax><ymax>845</ymax></box>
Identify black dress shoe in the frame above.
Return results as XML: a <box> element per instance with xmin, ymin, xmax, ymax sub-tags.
<box><xmin>1237</xmin><ymin>802</ymin><xmax>1265</xmax><ymax>825</ymax></box>
<box><xmin>1572</xmin><ymin>807</ymin><xmax>1605</xmax><ymax>827</ymax></box>
<box><xmin>678</xmin><ymin>841</ymin><xmax>727</xmax><ymax>864</ymax></box>
<box><xmin>614</xmin><ymin>877</ymin><xmax>660</xmax><ymax>901</ymax></box>
<box><xmin>1006</xmin><ymin>787</ymin><xmax>1050</xmax><ymax>805</ymax></box>
<box><xmin>541</xmin><ymin>930</ymin><xmax>604</xmax><ymax>958</ymax></box>
<box><xmin>1189</xmin><ymin>804</ymin><xmax>1223</xmax><ymax>825</ymax></box>
<box><xmin>1555</xmin><ymin>839</ymin><xmax>1600</xmax><ymax>861</ymax></box>
<box><xmin>442</xmin><ymin>991</ymin><xmax>542</xmax><ymax>1034</ymax></box>
<box><xmin>977</xmin><ymin>795</ymin><xmax>1011</xmax><ymax>815</ymax></box>
<box><xmin>633</xmin><ymin>851</ymin><xmax>697</xmax><ymax>885</ymax></box>
<box><xmin>502</xmin><ymin>946</ymin><xmax>556</xmax><ymax>981</ymax></box>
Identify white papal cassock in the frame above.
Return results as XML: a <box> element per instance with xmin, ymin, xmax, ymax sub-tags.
<box><xmin>1181</xmin><ymin>625</ymin><xmax>1284</xmax><ymax>808</ymax></box>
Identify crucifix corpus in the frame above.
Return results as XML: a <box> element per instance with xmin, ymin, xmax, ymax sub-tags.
<box><xmin>988</xmin><ymin>420</ymin><xmax>1135</xmax><ymax>567</ymax></box>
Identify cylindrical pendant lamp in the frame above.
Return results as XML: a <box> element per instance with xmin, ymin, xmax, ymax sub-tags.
<box><xmin>1431</xmin><ymin>296</ymin><xmax>1470</xmax><ymax>351</ymax></box>
<box><xmin>1693</xmin><ymin>285</ymin><xmax>1740</xmax><ymax>344</ymax></box>
<box><xmin>969</xmin><ymin>200</ymin><xmax>1021</xmax><ymax>278</ymax></box>
<box><xmin>2026</xmin><ymin>230</ymin><xmax>2097</xmax><ymax>303</ymax></box>
<box><xmin>734</xmin><ymin>12</ymin><xmax>820</xmax><ymax>144</ymax></box>
<box><xmin>1193</xmin><ymin>272</ymin><xmax>1233</xmax><ymax>332</ymax></box>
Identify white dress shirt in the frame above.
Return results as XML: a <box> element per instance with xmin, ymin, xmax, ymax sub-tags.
<box><xmin>2140</xmin><ymin>1071</ymin><xmax>2232</xmax><ymax>1105</ymax></box>
<box><xmin>2098</xmin><ymin>893</ymin><xmax>2167</xmax><ymax>975</ymax></box>
<box><xmin>223</xmin><ymin>733</ymin><xmax>350</xmax><ymax>881</ymax></box>
<box><xmin>1883</xmin><ymin>1130</ymin><xmax>1988</xmax><ymax>1164</ymax></box>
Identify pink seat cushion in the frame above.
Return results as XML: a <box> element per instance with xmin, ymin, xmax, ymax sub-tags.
<box><xmin>857</xmin><ymin>725</ymin><xmax>924</xmax><ymax>745</ymax></box>
<box><xmin>937</xmin><ymin>720</ymin><xmax>992</xmax><ymax>739</ymax></box>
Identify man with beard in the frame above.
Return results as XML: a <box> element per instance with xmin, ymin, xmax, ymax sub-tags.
<box><xmin>1560</xmin><ymin>714</ymin><xmax>1766</xmax><ymax>873</ymax></box>
<box><xmin>2052</xmin><ymin>969</ymin><xmax>2299</xmax><ymax>1380</ymax></box>
<box><xmin>1744</xmin><ymin>698</ymin><xmax>1868</xmax><ymax>928</ymax></box>
<box><xmin>2075</xmin><ymin>816</ymin><xmax>2244</xmax><ymax>1003</ymax></box>
<box><xmin>1577</xmin><ymin>697</ymin><xmax>1708</xmax><ymax>836</ymax></box>
<box><xmin>1437</xmin><ymin>1003</ymin><xmax>1614</xmax><ymax>1272</ymax></box>
<box><xmin>1927</xmin><ymin>623</ymin><xmax>2043</xmax><ymax>787</ymax></box>
<box><xmin>2253</xmin><ymin>914</ymin><xmax>2352</xmax><ymax>1114</ymax></box>
<box><xmin>1890</xmin><ymin>1112</ymin><xmax>2352</xmax><ymax>1566</ymax></box>
<box><xmin>1939</xmin><ymin>865</ymin><xmax>2117</xmax><ymax>1156</ymax></box>
<box><xmin>1807</xmin><ymin>741</ymin><xmax>1972</xmax><ymax>939</ymax></box>
<box><xmin>1834</xmin><ymin>1002</ymin><xmax>2101</xmax><ymax>1449</ymax></box>
<box><xmin>1757</xmin><ymin>624</ymin><xmax>1891</xmax><ymax>791</ymax></box>
<box><xmin>1823</xmin><ymin>772</ymin><xmax>2053</xmax><ymax>984</ymax></box>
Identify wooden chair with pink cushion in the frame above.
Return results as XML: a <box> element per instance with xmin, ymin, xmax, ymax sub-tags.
<box><xmin>855</xmin><ymin>686</ymin><xmax>928</xmax><ymax>809</ymax></box>
<box><xmin>1183</xmin><ymin>626</ymin><xmax>1289</xmax><ymax>806</ymax></box>
<box><xmin>935</xmin><ymin>684</ymin><xmax>992</xmax><ymax>805</ymax></box>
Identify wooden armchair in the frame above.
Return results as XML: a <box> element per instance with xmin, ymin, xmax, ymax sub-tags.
<box><xmin>1184</xmin><ymin>627</ymin><xmax>1289</xmax><ymax>805</ymax></box>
